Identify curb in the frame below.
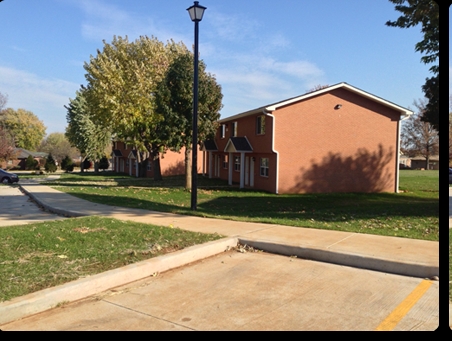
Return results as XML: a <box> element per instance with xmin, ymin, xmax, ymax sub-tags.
<box><xmin>0</xmin><ymin>234</ymin><xmax>440</xmax><ymax>327</ymax></box>
<box><xmin>0</xmin><ymin>237</ymin><xmax>238</xmax><ymax>326</ymax></box>
<box><xmin>19</xmin><ymin>185</ymin><xmax>87</xmax><ymax>218</ymax></box>
<box><xmin>20</xmin><ymin>185</ymin><xmax>87</xmax><ymax>218</ymax></box>
<box><xmin>238</xmin><ymin>238</ymin><xmax>439</xmax><ymax>279</ymax></box>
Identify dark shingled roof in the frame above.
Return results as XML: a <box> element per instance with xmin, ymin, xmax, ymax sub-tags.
<box><xmin>227</xmin><ymin>137</ymin><xmax>253</xmax><ymax>152</ymax></box>
<box><xmin>112</xmin><ymin>150</ymin><xmax>123</xmax><ymax>157</ymax></box>
<box><xmin>203</xmin><ymin>139</ymin><xmax>218</xmax><ymax>151</ymax></box>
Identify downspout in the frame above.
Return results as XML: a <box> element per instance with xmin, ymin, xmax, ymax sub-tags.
<box><xmin>264</xmin><ymin>110</ymin><xmax>279</xmax><ymax>194</ymax></box>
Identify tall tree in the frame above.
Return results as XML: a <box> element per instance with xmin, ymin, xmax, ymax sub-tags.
<box><xmin>0</xmin><ymin>108</ymin><xmax>46</xmax><ymax>150</ymax></box>
<box><xmin>38</xmin><ymin>132</ymin><xmax>79</xmax><ymax>165</ymax></box>
<box><xmin>0</xmin><ymin>92</ymin><xmax>16</xmax><ymax>163</ymax></box>
<box><xmin>155</xmin><ymin>52</ymin><xmax>223</xmax><ymax>189</ymax></box>
<box><xmin>65</xmin><ymin>89</ymin><xmax>111</xmax><ymax>173</ymax></box>
<box><xmin>83</xmin><ymin>36</ymin><xmax>188</xmax><ymax>180</ymax></box>
<box><xmin>401</xmin><ymin>99</ymin><xmax>438</xmax><ymax>169</ymax></box>
<box><xmin>0</xmin><ymin>92</ymin><xmax>7</xmax><ymax>112</ymax></box>
<box><xmin>0</xmin><ymin>127</ymin><xmax>16</xmax><ymax>164</ymax></box>
<box><xmin>386</xmin><ymin>0</ymin><xmax>439</xmax><ymax>130</ymax></box>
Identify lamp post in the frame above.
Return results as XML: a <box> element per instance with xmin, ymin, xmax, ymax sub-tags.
<box><xmin>187</xmin><ymin>1</ymin><xmax>206</xmax><ymax>211</ymax></box>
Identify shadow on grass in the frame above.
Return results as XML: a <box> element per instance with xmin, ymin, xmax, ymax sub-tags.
<box><xmin>197</xmin><ymin>192</ymin><xmax>438</xmax><ymax>222</ymax></box>
<box><xmin>51</xmin><ymin>175</ymin><xmax>235</xmax><ymax>190</ymax></box>
<box><xmin>64</xmin><ymin>189</ymin><xmax>438</xmax><ymax>224</ymax></box>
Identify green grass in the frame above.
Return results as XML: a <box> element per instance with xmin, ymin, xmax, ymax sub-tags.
<box><xmin>0</xmin><ymin>216</ymin><xmax>222</xmax><ymax>302</ymax></box>
<box><xmin>450</xmin><ymin>229</ymin><xmax>452</xmax><ymax>301</ymax></box>
<box><xmin>48</xmin><ymin>170</ymin><xmax>438</xmax><ymax>241</ymax></box>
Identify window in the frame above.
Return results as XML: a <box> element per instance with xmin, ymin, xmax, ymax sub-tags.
<box><xmin>147</xmin><ymin>161</ymin><xmax>152</xmax><ymax>171</ymax></box>
<box><xmin>223</xmin><ymin>155</ymin><xmax>228</xmax><ymax>169</ymax></box>
<box><xmin>256</xmin><ymin>115</ymin><xmax>266</xmax><ymax>135</ymax></box>
<box><xmin>234</xmin><ymin>156</ymin><xmax>240</xmax><ymax>171</ymax></box>
<box><xmin>231</xmin><ymin>122</ymin><xmax>237</xmax><ymax>137</ymax></box>
<box><xmin>260</xmin><ymin>158</ymin><xmax>269</xmax><ymax>177</ymax></box>
<box><xmin>220</xmin><ymin>124</ymin><xmax>226</xmax><ymax>138</ymax></box>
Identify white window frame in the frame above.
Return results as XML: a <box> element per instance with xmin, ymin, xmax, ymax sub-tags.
<box><xmin>231</xmin><ymin>122</ymin><xmax>237</xmax><ymax>137</ymax></box>
<box><xmin>234</xmin><ymin>156</ymin><xmax>240</xmax><ymax>172</ymax></box>
<box><xmin>256</xmin><ymin>115</ymin><xmax>266</xmax><ymax>135</ymax></box>
<box><xmin>260</xmin><ymin>158</ymin><xmax>269</xmax><ymax>177</ymax></box>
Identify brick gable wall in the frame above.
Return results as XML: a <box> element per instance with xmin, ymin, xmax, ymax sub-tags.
<box><xmin>274</xmin><ymin>88</ymin><xmax>400</xmax><ymax>193</ymax></box>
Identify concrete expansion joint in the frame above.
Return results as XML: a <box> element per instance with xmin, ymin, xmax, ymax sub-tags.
<box><xmin>325</xmin><ymin>233</ymin><xmax>356</xmax><ymax>249</ymax></box>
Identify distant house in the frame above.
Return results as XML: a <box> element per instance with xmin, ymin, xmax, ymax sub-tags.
<box><xmin>111</xmin><ymin>141</ymin><xmax>201</xmax><ymax>178</ymax></box>
<box><xmin>410</xmin><ymin>155</ymin><xmax>439</xmax><ymax>170</ymax></box>
<box><xmin>0</xmin><ymin>148</ymin><xmax>47</xmax><ymax>170</ymax></box>
<box><xmin>399</xmin><ymin>153</ymin><xmax>411</xmax><ymax>169</ymax></box>
<box><xmin>203</xmin><ymin>82</ymin><xmax>413</xmax><ymax>194</ymax></box>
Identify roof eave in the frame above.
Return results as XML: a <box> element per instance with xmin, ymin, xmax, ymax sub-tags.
<box><xmin>219</xmin><ymin>82</ymin><xmax>413</xmax><ymax>122</ymax></box>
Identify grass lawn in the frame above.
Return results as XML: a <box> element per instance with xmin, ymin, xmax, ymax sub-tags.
<box><xmin>450</xmin><ymin>229</ymin><xmax>452</xmax><ymax>301</ymax></box>
<box><xmin>0</xmin><ymin>216</ymin><xmax>222</xmax><ymax>302</ymax></box>
<box><xmin>48</xmin><ymin>170</ymin><xmax>439</xmax><ymax>241</ymax></box>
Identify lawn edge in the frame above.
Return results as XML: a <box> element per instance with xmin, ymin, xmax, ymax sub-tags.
<box><xmin>0</xmin><ymin>237</ymin><xmax>238</xmax><ymax>326</ymax></box>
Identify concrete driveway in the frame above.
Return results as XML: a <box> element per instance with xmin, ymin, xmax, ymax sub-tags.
<box><xmin>0</xmin><ymin>185</ymin><xmax>65</xmax><ymax>227</ymax></box>
<box><xmin>0</xmin><ymin>250</ymin><xmax>439</xmax><ymax>331</ymax></box>
<box><xmin>0</xmin><ymin>181</ymin><xmax>442</xmax><ymax>330</ymax></box>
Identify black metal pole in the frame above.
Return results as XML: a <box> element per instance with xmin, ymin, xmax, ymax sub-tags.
<box><xmin>191</xmin><ymin>20</ymin><xmax>199</xmax><ymax>211</ymax></box>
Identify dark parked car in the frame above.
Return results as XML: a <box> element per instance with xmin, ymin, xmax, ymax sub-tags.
<box><xmin>0</xmin><ymin>169</ymin><xmax>19</xmax><ymax>184</ymax></box>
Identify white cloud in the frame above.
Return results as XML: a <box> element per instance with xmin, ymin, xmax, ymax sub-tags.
<box><xmin>11</xmin><ymin>46</ymin><xmax>27</xmax><ymax>53</ymax></box>
<box><xmin>209</xmin><ymin>51</ymin><xmax>327</xmax><ymax>119</ymax></box>
<box><xmin>206</xmin><ymin>11</ymin><xmax>260</xmax><ymax>43</ymax></box>
<box><xmin>75</xmin><ymin>0</ymin><xmax>187</xmax><ymax>44</ymax></box>
<box><xmin>0</xmin><ymin>66</ymin><xmax>79</xmax><ymax>133</ymax></box>
<box><xmin>266</xmin><ymin>33</ymin><xmax>291</xmax><ymax>49</ymax></box>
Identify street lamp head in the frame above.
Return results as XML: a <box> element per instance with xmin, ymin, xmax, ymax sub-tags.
<box><xmin>187</xmin><ymin>1</ymin><xmax>206</xmax><ymax>22</ymax></box>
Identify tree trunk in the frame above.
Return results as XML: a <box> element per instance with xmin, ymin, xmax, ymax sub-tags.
<box><xmin>152</xmin><ymin>150</ymin><xmax>162</xmax><ymax>181</ymax></box>
<box><xmin>185</xmin><ymin>147</ymin><xmax>192</xmax><ymax>190</ymax></box>
<box><xmin>425</xmin><ymin>155</ymin><xmax>430</xmax><ymax>170</ymax></box>
<box><xmin>138</xmin><ymin>160</ymin><xmax>147</xmax><ymax>177</ymax></box>
<box><xmin>94</xmin><ymin>161</ymin><xmax>99</xmax><ymax>173</ymax></box>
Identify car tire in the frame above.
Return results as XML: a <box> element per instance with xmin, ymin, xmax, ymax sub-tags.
<box><xmin>1</xmin><ymin>177</ymin><xmax>11</xmax><ymax>184</ymax></box>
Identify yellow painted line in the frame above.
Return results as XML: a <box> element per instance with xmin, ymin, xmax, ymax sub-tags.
<box><xmin>375</xmin><ymin>279</ymin><xmax>432</xmax><ymax>331</ymax></box>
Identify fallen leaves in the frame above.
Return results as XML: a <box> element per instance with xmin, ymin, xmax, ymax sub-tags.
<box><xmin>73</xmin><ymin>227</ymin><xmax>107</xmax><ymax>234</ymax></box>
<box><xmin>236</xmin><ymin>243</ymin><xmax>261</xmax><ymax>253</ymax></box>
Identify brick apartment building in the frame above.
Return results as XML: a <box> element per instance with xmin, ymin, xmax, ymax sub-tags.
<box><xmin>112</xmin><ymin>82</ymin><xmax>413</xmax><ymax>194</ymax></box>
<box><xmin>203</xmin><ymin>82</ymin><xmax>413</xmax><ymax>194</ymax></box>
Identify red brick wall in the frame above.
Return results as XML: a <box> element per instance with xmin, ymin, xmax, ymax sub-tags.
<box><xmin>274</xmin><ymin>88</ymin><xmax>400</xmax><ymax>193</ymax></box>
<box><xmin>212</xmin><ymin>113</ymin><xmax>278</xmax><ymax>193</ymax></box>
<box><xmin>112</xmin><ymin>141</ymin><xmax>200</xmax><ymax>178</ymax></box>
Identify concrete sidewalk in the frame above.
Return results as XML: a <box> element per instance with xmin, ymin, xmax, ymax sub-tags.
<box><xmin>0</xmin><ymin>182</ymin><xmax>441</xmax><ymax>328</ymax></box>
<box><xmin>18</xmin><ymin>182</ymin><xmax>439</xmax><ymax>278</ymax></box>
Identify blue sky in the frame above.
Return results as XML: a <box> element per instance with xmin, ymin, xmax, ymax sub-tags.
<box><xmin>0</xmin><ymin>0</ymin><xmax>435</xmax><ymax>134</ymax></box>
